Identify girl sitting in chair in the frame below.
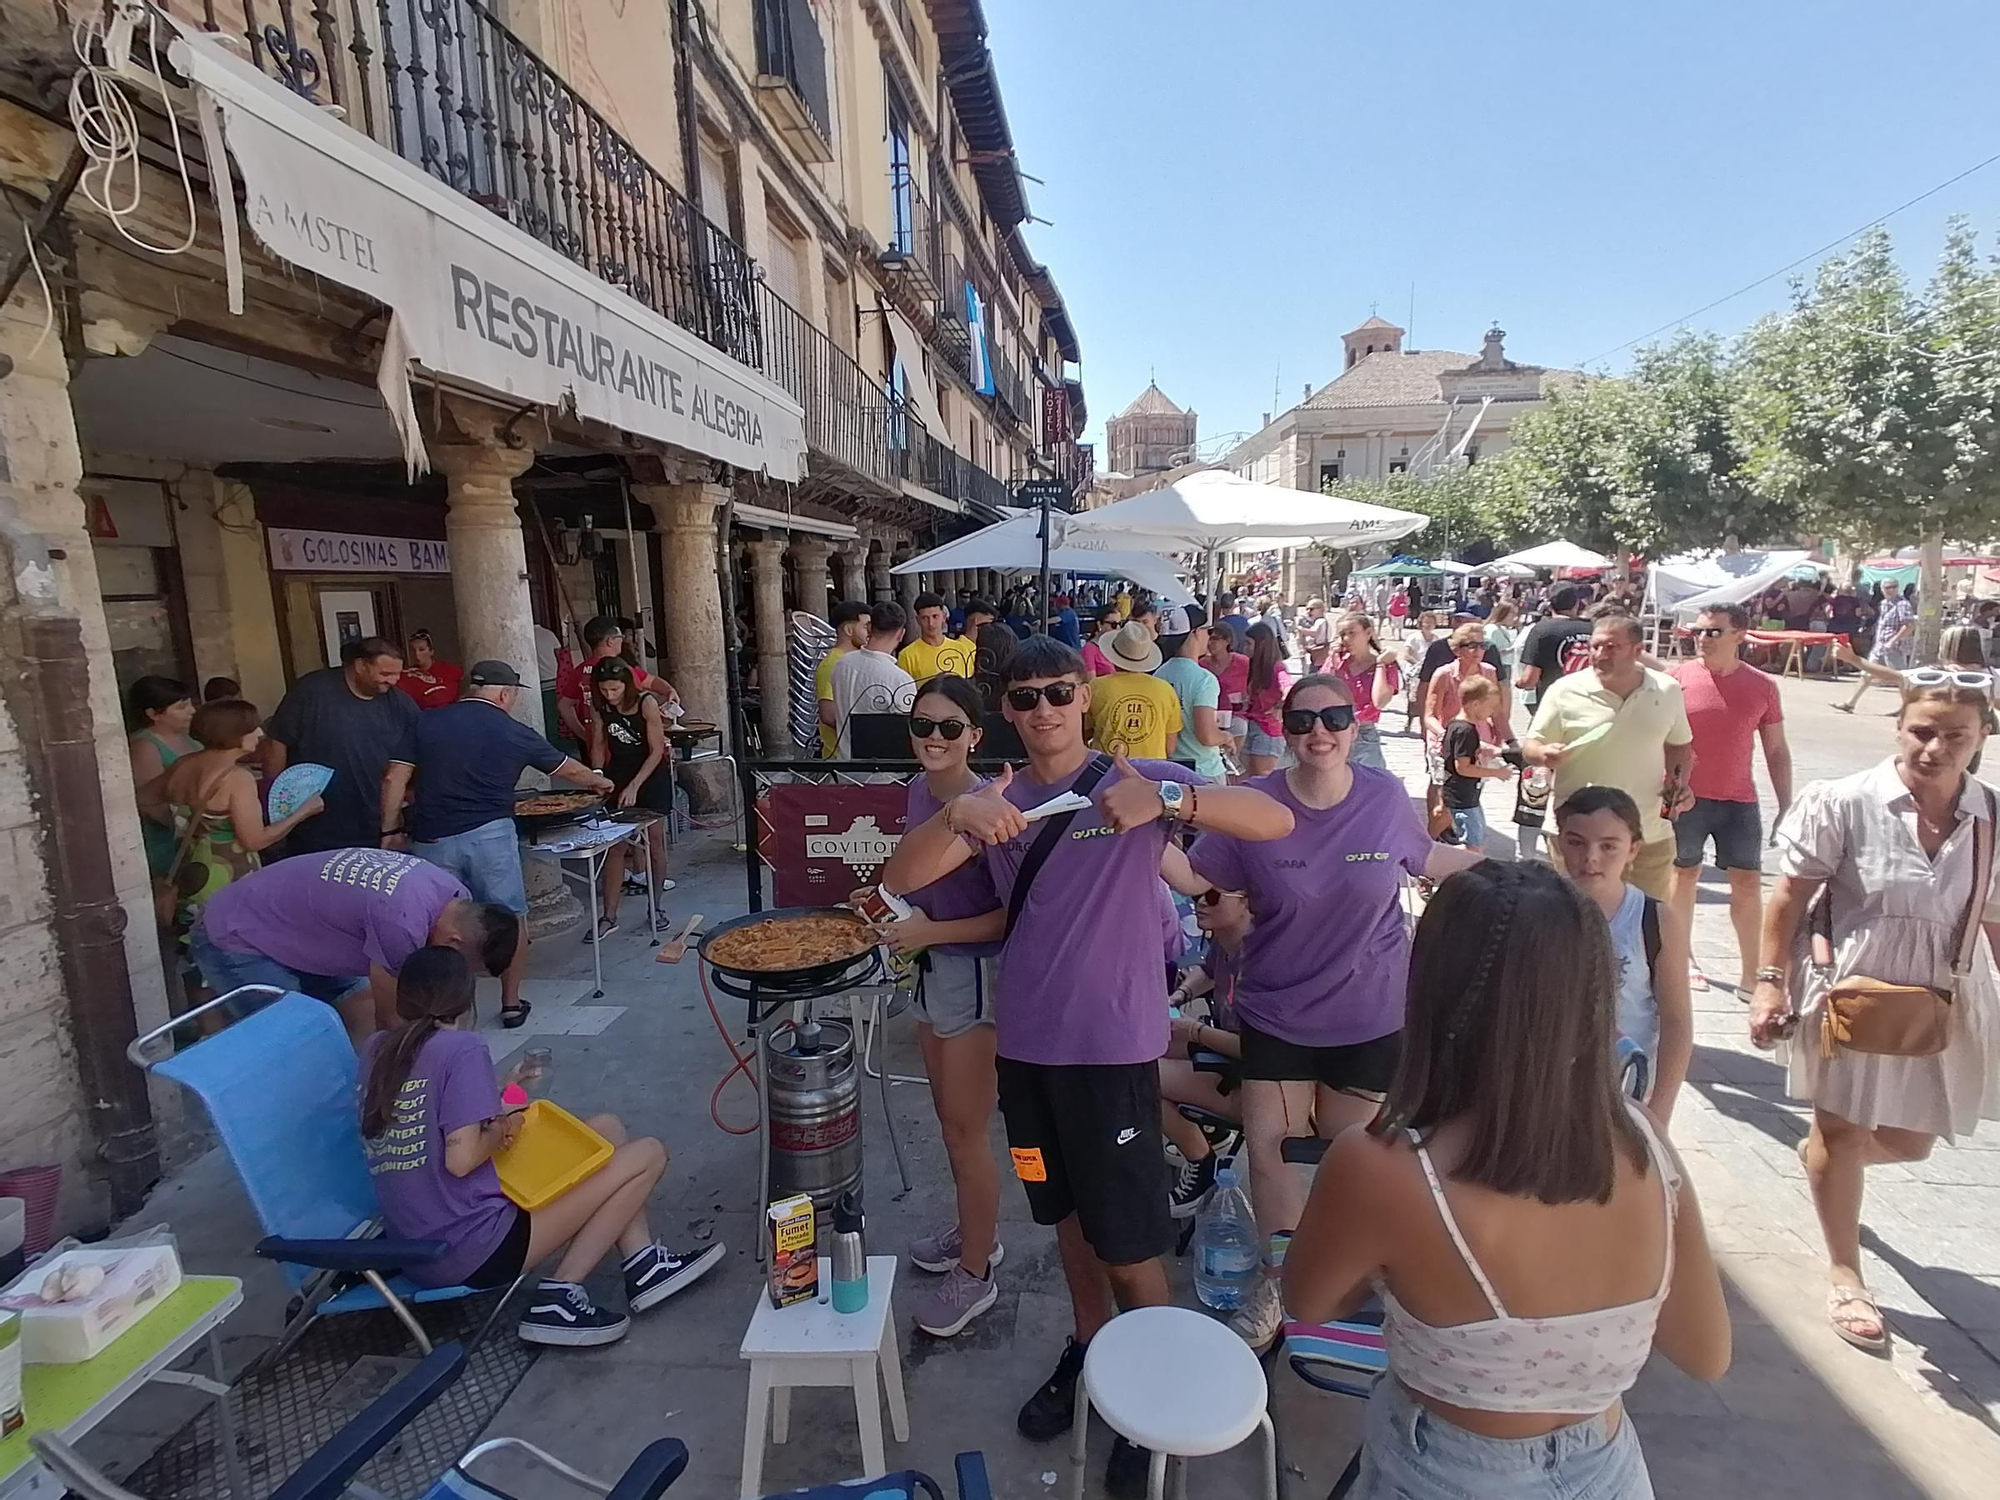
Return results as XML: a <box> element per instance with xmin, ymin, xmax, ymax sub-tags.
<box><xmin>358</xmin><ymin>946</ymin><xmax>723</xmax><ymax>1347</ymax></box>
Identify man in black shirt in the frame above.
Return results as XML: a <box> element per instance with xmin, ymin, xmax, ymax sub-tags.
<box><xmin>1513</xmin><ymin>584</ymin><xmax>1593</xmax><ymax>712</ymax></box>
<box><xmin>263</xmin><ymin>638</ymin><xmax>419</xmax><ymax>857</ymax></box>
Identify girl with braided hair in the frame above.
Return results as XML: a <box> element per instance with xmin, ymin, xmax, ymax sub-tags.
<box><xmin>359</xmin><ymin>946</ymin><xmax>723</xmax><ymax>1347</ymax></box>
<box><xmin>1286</xmin><ymin>862</ymin><xmax>1730</xmax><ymax>1498</ymax></box>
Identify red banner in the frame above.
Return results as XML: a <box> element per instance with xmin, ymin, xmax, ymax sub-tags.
<box><xmin>759</xmin><ymin>784</ymin><xmax>910</xmax><ymax>907</ymax></box>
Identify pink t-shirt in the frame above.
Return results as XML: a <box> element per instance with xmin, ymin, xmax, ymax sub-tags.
<box><xmin>1669</xmin><ymin>660</ymin><xmax>1781</xmax><ymax>804</ymax></box>
<box><xmin>1425</xmin><ymin>659</ymin><xmax>1497</xmax><ymax>744</ymax></box>
<box><xmin>1081</xmin><ymin>640</ymin><xmax>1117</xmax><ymax>677</ymax></box>
<box><xmin>1246</xmin><ymin>665</ymin><xmax>1293</xmax><ymax>736</ymax></box>
<box><xmin>1333</xmin><ymin>653</ymin><xmax>1400</xmax><ymax>726</ymax></box>
<box><xmin>1207</xmin><ymin>652</ymin><xmax>1250</xmax><ymax>718</ymax></box>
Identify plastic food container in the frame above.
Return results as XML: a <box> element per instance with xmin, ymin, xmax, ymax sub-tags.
<box><xmin>0</xmin><ymin>1243</ymin><xmax>182</xmax><ymax>1364</ymax></box>
<box><xmin>494</xmin><ymin>1101</ymin><xmax>613</xmax><ymax>1210</ymax></box>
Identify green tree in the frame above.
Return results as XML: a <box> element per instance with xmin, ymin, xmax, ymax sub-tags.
<box><xmin>1737</xmin><ymin>221</ymin><xmax>2000</xmax><ymax>654</ymax></box>
<box><xmin>1333</xmin><ymin>468</ymin><xmax>1494</xmax><ymax>560</ymax></box>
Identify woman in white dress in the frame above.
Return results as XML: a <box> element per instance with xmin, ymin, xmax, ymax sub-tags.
<box><xmin>1749</xmin><ymin>676</ymin><xmax>2000</xmax><ymax>1351</ymax></box>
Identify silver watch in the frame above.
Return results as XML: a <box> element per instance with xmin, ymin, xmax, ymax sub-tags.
<box><xmin>1158</xmin><ymin>780</ymin><xmax>1188</xmax><ymax>820</ymax></box>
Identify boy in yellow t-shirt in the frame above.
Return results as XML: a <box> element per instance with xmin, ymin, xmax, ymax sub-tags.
<box><xmin>1088</xmin><ymin>622</ymin><xmax>1183</xmax><ymax>759</ymax></box>
<box><xmin>896</xmin><ymin>592</ymin><xmax>977</xmax><ymax>683</ymax></box>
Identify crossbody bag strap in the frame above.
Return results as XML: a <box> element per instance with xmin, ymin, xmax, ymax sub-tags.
<box><xmin>163</xmin><ymin>764</ymin><xmax>238</xmax><ymax>883</ymax></box>
<box><xmin>1949</xmin><ymin>785</ymin><xmax>1997</xmax><ymax>988</ymax></box>
<box><xmin>1002</xmin><ymin>753</ymin><xmax>1112</xmax><ymax>941</ymax></box>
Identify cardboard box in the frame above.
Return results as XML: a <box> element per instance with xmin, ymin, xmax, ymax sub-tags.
<box><xmin>0</xmin><ymin>1244</ymin><xmax>183</xmax><ymax>1364</ymax></box>
<box><xmin>766</xmin><ymin>1194</ymin><xmax>818</xmax><ymax>1308</ymax></box>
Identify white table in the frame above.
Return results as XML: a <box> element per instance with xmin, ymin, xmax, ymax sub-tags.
<box><xmin>523</xmin><ymin>817</ymin><xmax>661</xmax><ymax>996</ymax></box>
<box><xmin>737</xmin><ymin>1255</ymin><xmax>907</xmax><ymax>1498</ymax></box>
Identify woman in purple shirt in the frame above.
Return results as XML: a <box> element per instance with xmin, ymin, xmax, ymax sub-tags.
<box><xmin>359</xmin><ymin>947</ymin><xmax>723</xmax><ymax>1347</ymax></box>
<box><xmin>873</xmin><ymin>675</ymin><xmax>1009</xmax><ymax>1339</ymax></box>
<box><xmin>1188</xmin><ymin>674</ymin><xmax>1481</xmax><ymax>1348</ymax></box>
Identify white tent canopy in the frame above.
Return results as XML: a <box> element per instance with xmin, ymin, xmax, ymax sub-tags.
<box><xmin>1670</xmin><ymin>551</ymin><xmax>1821</xmax><ymax>620</ymax></box>
<box><xmin>1491</xmin><ymin>541</ymin><xmax>1615</xmax><ymax>571</ymax></box>
<box><xmin>891</xmin><ymin>512</ymin><xmax>1192</xmax><ymax>604</ymax></box>
<box><xmin>1645</xmin><ymin>550</ymin><xmax>1809</xmax><ymax>615</ymax></box>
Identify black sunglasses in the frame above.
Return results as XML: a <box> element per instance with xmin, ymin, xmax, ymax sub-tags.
<box><xmin>1691</xmin><ymin>626</ymin><xmax>1730</xmax><ymax>639</ymax></box>
<box><xmin>909</xmin><ymin>715</ymin><xmax>970</xmax><ymax>741</ymax></box>
<box><xmin>1283</xmin><ymin>704</ymin><xmax>1357</xmax><ymax>735</ymax></box>
<box><xmin>1005</xmin><ymin>682</ymin><xmax>1079</xmax><ymax>710</ymax></box>
<box><xmin>1197</xmin><ymin>888</ymin><xmax>1246</xmax><ymax>908</ymax></box>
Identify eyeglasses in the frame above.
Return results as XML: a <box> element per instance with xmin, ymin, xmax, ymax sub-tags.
<box><xmin>908</xmin><ymin>716</ymin><xmax>971</xmax><ymax>740</ymax></box>
<box><xmin>1692</xmin><ymin>626</ymin><xmax>1731</xmax><ymax>639</ymax></box>
<box><xmin>1282</xmin><ymin>704</ymin><xmax>1357</xmax><ymax>735</ymax></box>
<box><xmin>1005</xmin><ymin>682</ymin><xmax>1079</xmax><ymax>710</ymax></box>
<box><xmin>1904</xmin><ymin>668</ymin><xmax>1995</xmax><ymax>692</ymax></box>
<box><xmin>1453</xmin><ymin>640</ymin><xmax>1485</xmax><ymax>650</ymax></box>
<box><xmin>1197</xmin><ymin>888</ymin><xmax>1246</xmax><ymax>908</ymax></box>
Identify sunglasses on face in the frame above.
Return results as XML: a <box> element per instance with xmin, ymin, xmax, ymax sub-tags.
<box><xmin>909</xmin><ymin>716</ymin><xmax>971</xmax><ymax>740</ymax></box>
<box><xmin>1692</xmin><ymin>626</ymin><xmax>1732</xmax><ymax>639</ymax></box>
<box><xmin>1283</xmin><ymin>704</ymin><xmax>1357</xmax><ymax>735</ymax></box>
<box><xmin>1197</xmin><ymin>888</ymin><xmax>1246</xmax><ymax>908</ymax></box>
<box><xmin>1005</xmin><ymin>682</ymin><xmax>1079</xmax><ymax>710</ymax></box>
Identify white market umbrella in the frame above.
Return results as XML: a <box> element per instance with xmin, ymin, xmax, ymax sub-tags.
<box><xmin>892</xmin><ymin>513</ymin><xmax>1192</xmax><ymax>605</ymax></box>
<box><xmin>1064</xmin><ymin>470</ymin><xmax>1428</xmax><ymax>599</ymax></box>
<box><xmin>1492</xmin><ymin>541</ymin><xmax>1616</xmax><ymax>572</ymax></box>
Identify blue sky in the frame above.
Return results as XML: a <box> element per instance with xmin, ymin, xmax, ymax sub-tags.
<box><xmin>987</xmin><ymin>0</ymin><xmax>2000</xmax><ymax>460</ymax></box>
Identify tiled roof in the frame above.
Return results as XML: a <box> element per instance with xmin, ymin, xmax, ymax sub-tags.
<box><xmin>1300</xmin><ymin>351</ymin><xmax>1475</xmax><ymax>410</ymax></box>
<box><xmin>1349</xmin><ymin>316</ymin><xmax>1402</xmax><ymax>332</ymax></box>
<box><xmin>1115</xmin><ymin>383</ymin><xmax>1186</xmax><ymax>418</ymax></box>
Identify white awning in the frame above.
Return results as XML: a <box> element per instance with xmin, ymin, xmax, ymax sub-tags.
<box><xmin>163</xmin><ymin>19</ymin><xmax>806</xmax><ymax>482</ymax></box>
<box><xmin>732</xmin><ymin>504</ymin><xmax>859</xmax><ymax>539</ymax></box>
<box><xmin>884</xmin><ymin>307</ymin><xmax>948</xmax><ymax>440</ymax></box>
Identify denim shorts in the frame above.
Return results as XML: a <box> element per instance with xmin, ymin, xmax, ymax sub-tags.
<box><xmin>1672</xmin><ymin>796</ymin><xmax>1761</xmax><ymax>872</ymax></box>
<box><xmin>1244</xmin><ymin>724</ymin><xmax>1289</xmax><ymax>761</ymax></box>
<box><xmin>1348</xmin><ymin>722</ymin><xmax>1387</xmax><ymax>770</ymax></box>
<box><xmin>412</xmin><ymin>816</ymin><xmax>529</xmax><ymax>915</ymax></box>
<box><xmin>1449</xmin><ymin>803</ymin><xmax>1488</xmax><ymax>847</ymax></box>
<box><xmin>1355</xmin><ymin>1378</ymin><xmax>1653</xmax><ymax>1499</ymax></box>
<box><xmin>915</xmin><ymin>953</ymin><xmax>993</xmax><ymax>1040</ymax></box>
<box><xmin>187</xmin><ymin>917</ymin><xmax>366</xmax><ymax>1013</ymax></box>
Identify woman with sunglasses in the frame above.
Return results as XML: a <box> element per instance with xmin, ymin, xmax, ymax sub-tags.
<box><xmin>1186</xmin><ymin>674</ymin><xmax>1484</xmax><ymax>1348</ymax></box>
<box><xmin>873</xmin><ymin>674</ymin><xmax>1010</xmax><ymax>1339</ymax></box>
<box><xmin>1331</xmin><ymin>613</ymin><xmax>1400</xmax><ymax>771</ymax></box>
<box><xmin>1241</xmin><ymin>621</ymin><xmax>1293</xmax><ymax>776</ymax></box>
<box><xmin>1750</xmin><ymin>675</ymin><xmax>2000</xmax><ymax>1352</ymax></box>
<box><xmin>1081</xmin><ymin>603</ymin><xmax>1123</xmax><ymax>678</ymax></box>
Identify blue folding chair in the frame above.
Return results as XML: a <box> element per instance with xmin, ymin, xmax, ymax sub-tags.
<box><xmin>129</xmin><ymin>986</ymin><xmax>522</xmax><ymax>1357</ymax></box>
<box><xmin>423</xmin><ymin>1441</ymin><xmax>989</xmax><ymax>1500</ymax></box>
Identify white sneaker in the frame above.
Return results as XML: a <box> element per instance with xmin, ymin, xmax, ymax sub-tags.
<box><xmin>1229</xmin><ymin>1275</ymin><xmax>1285</xmax><ymax>1350</ymax></box>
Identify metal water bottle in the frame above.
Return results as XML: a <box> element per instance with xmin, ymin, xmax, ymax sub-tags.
<box><xmin>830</xmin><ymin>1191</ymin><xmax>867</xmax><ymax>1314</ymax></box>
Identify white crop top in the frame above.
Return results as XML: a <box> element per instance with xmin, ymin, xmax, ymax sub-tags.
<box><xmin>1377</xmin><ymin>1104</ymin><xmax>1680</xmax><ymax>1416</ymax></box>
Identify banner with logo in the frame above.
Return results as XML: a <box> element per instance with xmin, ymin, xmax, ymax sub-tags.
<box><xmin>759</xmin><ymin>784</ymin><xmax>910</xmax><ymax>907</ymax></box>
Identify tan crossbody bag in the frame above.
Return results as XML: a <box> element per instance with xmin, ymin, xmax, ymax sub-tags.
<box><xmin>1820</xmin><ymin>786</ymin><xmax>1995</xmax><ymax>1060</ymax></box>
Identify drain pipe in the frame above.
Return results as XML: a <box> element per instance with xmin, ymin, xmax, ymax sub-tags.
<box><xmin>0</xmin><ymin>501</ymin><xmax>161</xmax><ymax>1219</ymax></box>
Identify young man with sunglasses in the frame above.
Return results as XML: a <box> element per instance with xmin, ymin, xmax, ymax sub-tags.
<box><xmin>1668</xmin><ymin>604</ymin><xmax>1792</xmax><ymax>994</ymax></box>
<box><xmin>882</xmin><ymin>636</ymin><xmax>1292</xmax><ymax>1496</ymax></box>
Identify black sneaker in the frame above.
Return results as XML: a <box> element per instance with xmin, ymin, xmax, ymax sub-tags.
<box><xmin>518</xmin><ymin>1282</ymin><xmax>630</xmax><ymax>1347</ymax></box>
<box><xmin>1169</xmin><ymin>1151</ymin><xmax>1217</xmax><ymax>1220</ymax></box>
<box><xmin>1017</xmin><ymin>1337</ymin><xmax>1086</xmax><ymax>1441</ymax></box>
<box><xmin>625</xmin><ymin>1242</ymin><xmax>727</xmax><ymax>1313</ymax></box>
<box><xmin>1105</xmin><ymin>1436</ymin><xmax>1153</xmax><ymax>1500</ymax></box>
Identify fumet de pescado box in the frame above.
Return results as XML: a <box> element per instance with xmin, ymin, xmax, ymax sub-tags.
<box><xmin>767</xmin><ymin>1194</ymin><xmax>818</xmax><ymax>1308</ymax></box>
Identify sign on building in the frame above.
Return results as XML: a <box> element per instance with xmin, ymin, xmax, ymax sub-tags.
<box><xmin>267</xmin><ymin>528</ymin><xmax>451</xmax><ymax>574</ymax></box>
<box><xmin>1041</xmin><ymin>386</ymin><xmax>1070</xmax><ymax>451</ymax></box>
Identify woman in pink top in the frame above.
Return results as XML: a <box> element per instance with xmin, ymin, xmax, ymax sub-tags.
<box><xmin>1332</xmin><ymin>613</ymin><xmax>1401</xmax><ymax>771</ymax></box>
<box><xmin>1241</xmin><ymin>622</ymin><xmax>1294</xmax><ymax>775</ymax></box>
<box><xmin>1204</xmin><ymin>627</ymin><xmax>1251</xmax><ymax>767</ymax></box>
<box><xmin>1079</xmin><ymin>602</ymin><xmax>1122</xmax><ymax>677</ymax></box>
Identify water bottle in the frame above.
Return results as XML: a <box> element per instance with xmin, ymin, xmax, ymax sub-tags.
<box><xmin>830</xmin><ymin>1191</ymin><xmax>868</xmax><ymax>1314</ymax></box>
<box><xmin>1191</xmin><ymin>1162</ymin><xmax>1259</xmax><ymax>1311</ymax></box>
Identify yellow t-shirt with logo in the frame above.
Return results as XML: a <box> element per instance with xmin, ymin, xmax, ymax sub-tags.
<box><xmin>814</xmin><ymin>645</ymin><xmax>850</xmax><ymax>758</ymax></box>
<box><xmin>897</xmin><ymin>635</ymin><xmax>977</xmax><ymax>685</ymax></box>
<box><xmin>1089</xmin><ymin>671</ymin><xmax>1184</xmax><ymax>760</ymax></box>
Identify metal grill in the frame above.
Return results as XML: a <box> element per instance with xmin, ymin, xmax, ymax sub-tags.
<box><xmin>123</xmin><ymin>1294</ymin><xmax>534</xmax><ymax>1499</ymax></box>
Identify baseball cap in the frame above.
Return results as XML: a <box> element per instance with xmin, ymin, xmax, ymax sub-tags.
<box><xmin>466</xmin><ymin>660</ymin><xmax>523</xmax><ymax>687</ymax></box>
<box><xmin>1159</xmin><ymin>603</ymin><xmax>1209</xmax><ymax>636</ymax></box>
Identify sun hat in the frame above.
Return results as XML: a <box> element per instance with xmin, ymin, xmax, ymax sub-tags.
<box><xmin>1106</xmin><ymin>621</ymin><xmax>1164</xmax><ymax>673</ymax></box>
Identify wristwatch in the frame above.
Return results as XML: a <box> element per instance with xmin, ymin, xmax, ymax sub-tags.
<box><xmin>1158</xmin><ymin>780</ymin><xmax>1188</xmax><ymax>821</ymax></box>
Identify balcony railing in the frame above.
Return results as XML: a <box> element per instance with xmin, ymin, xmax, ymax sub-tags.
<box><xmin>881</xmin><ymin>164</ymin><xmax>942</xmax><ymax>301</ymax></box>
<box><xmin>185</xmin><ymin>0</ymin><xmax>762</xmax><ymax>369</ymax></box>
<box><xmin>754</xmin><ymin>281</ymin><xmax>897</xmax><ymax>488</ymax></box>
<box><xmin>753</xmin><ymin>0</ymin><xmax>832</xmax><ymax>146</ymax></box>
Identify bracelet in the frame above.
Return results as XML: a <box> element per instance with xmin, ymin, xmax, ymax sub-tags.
<box><xmin>1755</xmin><ymin>966</ymin><xmax>1785</xmax><ymax>984</ymax></box>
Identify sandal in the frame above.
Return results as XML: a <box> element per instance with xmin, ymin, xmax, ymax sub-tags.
<box><xmin>500</xmin><ymin>999</ymin><xmax>532</xmax><ymax>1031</ymax></box>
<box><xmin>1832</xmin><ymin>702</ymin><xmax>1856</xmax><ymax>715</ymax></box>
<box><xmin>1827</xmin><ymin>1286</ymin><xmax>1889</xmax><ymax>1352</ymax></box>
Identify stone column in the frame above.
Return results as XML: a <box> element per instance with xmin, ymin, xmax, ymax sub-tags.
<box><xmin>636</xmin><ymin>481</ymin><xmax>734</xmax><ymax>811</ymax></box>
<box><xmin>894</xmin><ymin>552</ymin><xmax>919</xmax><ymax>612</ymax></box>
<box><xmin>867</xmin><ymin>542</ymin><xmax>893</xmax><ymax>600</ymax></box>
<box><xmin>835</xmin><ymin>546</ymin><xmax>868</xmax><ymax>604</ymax></box>
<box><xmin>746</xmin><ymin>538</ymin><xmax>793</xmax><ymax>757</ymax></box>
<box><xmin>791</xmin><ymin>537</ymin><xmax>834</xmax><ymax>623</ymax></box>
<box><xmin>432</xmin><ymin>400</ymin><xmax>540</xmax><ymax>730</ymax></box>
<box><xmin>1281</xmin><ymin>549</ymin><xmax>1298</xmax><ymax>606</ymax></box>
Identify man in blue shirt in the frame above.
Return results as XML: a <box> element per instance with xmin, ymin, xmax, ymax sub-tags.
<box><xmin>383</xmin><ymin>661</ymin><xmax>612</xmax><ymax>1026</ymax></box>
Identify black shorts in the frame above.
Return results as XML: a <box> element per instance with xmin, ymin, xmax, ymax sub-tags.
<box><xmin>996</xmin><ymin>1058</ymin><xmax>1173</xmax><ymax>1267</ymax></box>
<box><xmin>464</xmin><ymin>1204</ymin><xmax>530</xmax><ymax>1289</ymax></box>
<box><xmin>1673</xmin><ymin>796</ymin><xmax>1762</xmax><ymax>872</ymax></box>
<box><xmin>1238</xmin><ymin>1020</ymin><xmax>1400</xmax><ymax>1092</ymax></box>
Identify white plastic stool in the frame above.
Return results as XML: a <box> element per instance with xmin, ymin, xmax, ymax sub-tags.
<box><xmin>1071</xmin><ymin>1306</ymin><xmax>1278</xmax><ymax>1500</ymax></box>
<box><xmin>738</xmin><ymin>1255</ymin><xmax>909</xmax><ymax>1498</ymax></box>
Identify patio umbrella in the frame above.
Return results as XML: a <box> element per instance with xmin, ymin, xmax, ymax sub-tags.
<box><xmin>891</xmin><ymin>512</ymin><xmax>1192</xmax><ymax>604</ymax></box>
<box><xmin>1491</xmin><ymin>541</ymin><xmax>1616</xmax><ymax>571</ymax></box>
<box><xmin>1064</xmin><ymin>470</ymin><xmax>1429</xmax><ymax>598</ymax></box>
<box><xmin>1348</xmin><ymin>555</ymin><xmax>1443</xmax><ymax>579</ymax></box>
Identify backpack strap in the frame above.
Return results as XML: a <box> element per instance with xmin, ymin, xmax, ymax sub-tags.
<box><xmin>1642</xmin><ymin>896</ymin><xmax>1662</xmax><ymax>986</ymax></box>
<box><xmin>1003</xmin><ymin>754</ymin><xmax>1113</xmax><ymax>941</ymax></box>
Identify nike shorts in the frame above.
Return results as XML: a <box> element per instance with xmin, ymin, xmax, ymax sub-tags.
<box><xmin>995</xmin><ymin>1057</ymin><xmax>1172</xmax><ymax>1267</ymax></box>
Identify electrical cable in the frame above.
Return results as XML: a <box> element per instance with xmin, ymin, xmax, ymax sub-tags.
<box><xmin>69</xmin><ymin>8</ymin><xmax>200</xmax><ymax>258</ymax></box>
<box><xmin>1577</xmin><ymin>147</ymin><xmax>2000</xmax><ymax>368</ymax></box>
<box><xmin>18</xmin><ymin>224</ymin><xmax>54</xmax><ymax>358</ymax></box>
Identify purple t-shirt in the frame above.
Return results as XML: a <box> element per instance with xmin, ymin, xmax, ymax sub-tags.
<box><xmin>201</xmin><ymin>848</ymin><xmax>467</xmax><ymax>979</ymax></box>
<box><xmin>359</xmin><ymin>1027</ymin><xmax>513</xmax><ymax>1288</ymax></box>
<box><xmin>1191</xmin><ymin>766</ymin><xmax>1431</xmax><ymax>1047</ymax></box>
<box><xmin>981</xmin><ymin>756</ymin><xmax>1200</xmax><ymax>1066</ymax></box>
<box><xmin>903</xmin><ymin>779</ymin><xmax>1002</xmax><ymax>958</ymax></box>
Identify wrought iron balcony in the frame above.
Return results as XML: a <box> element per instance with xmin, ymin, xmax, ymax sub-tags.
<box><xmin>879</xmin><ymin>163</ymin><xmax>942</xmax><ymax>304</ymax></box>
<box><xmin>188</xmin><ymin>0</ymin><xmax>762</xmax><ymax>370</ymax></box>
<box><xmin>753</xmin><ymin>0</ymin><xmax>833</xmax><ymax>161</ymax></box>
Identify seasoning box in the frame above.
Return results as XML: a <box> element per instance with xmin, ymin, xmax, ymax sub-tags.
<box><xmin>767</xmin><ymin>1194</ymin><xmax>818</xmax><ymax>1308</ymax></box>
<box><xmin>0</xmin><ymin>1310</ymin><xmax>22</xmax><ymax>1438</ymax></box>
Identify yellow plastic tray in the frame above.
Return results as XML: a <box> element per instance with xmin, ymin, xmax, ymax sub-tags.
<box><xmin>494</xmin><ymin>1101</ymin><xmax>613</xmax><ymax>1210</ymax></box>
